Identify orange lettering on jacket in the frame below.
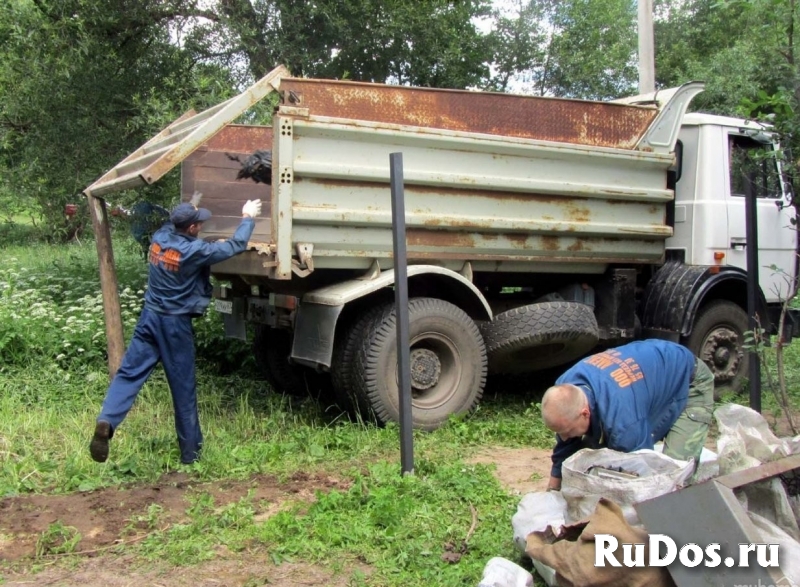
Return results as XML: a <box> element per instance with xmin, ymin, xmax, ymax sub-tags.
<box><xmin>584</xmin><ymin>351</ymin><xmax>643</xmax><ymax>388</ymax></box>
<box><xmin>148</xmin><ymin>243</ymin><xmax>181</xmax><ymax>272</ymax></box>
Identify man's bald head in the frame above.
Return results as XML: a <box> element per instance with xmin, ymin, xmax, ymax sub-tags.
<box><xmin>541</xmin><ymin>384</ymin><xmax>590</xmax><ymax>438</ymax></box>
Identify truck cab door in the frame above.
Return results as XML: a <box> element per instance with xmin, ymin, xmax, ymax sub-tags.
<box><xmin>725</xmin><ymin>133</ymin><xmax>797</xmax><ymax>303</ymax></box>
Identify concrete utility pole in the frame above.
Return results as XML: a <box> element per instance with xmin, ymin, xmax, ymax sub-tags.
<box><xmin>638</xmin><ymin>0</ymin><xmax>655</xmax><ymax>94</ymax></box>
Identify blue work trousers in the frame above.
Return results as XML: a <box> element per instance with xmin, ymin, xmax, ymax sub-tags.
<box><xmin>98</xmin><ymin>308</ymin><xmax>203</xmax><ymax>464</ymax></box>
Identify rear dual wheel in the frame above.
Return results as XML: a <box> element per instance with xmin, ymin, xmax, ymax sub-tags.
<box><xmin>351</xmin><ymin>298</ymin><xmax>487</xmax><ymax>431</ymax></box>
<box><xmin>252</xmin><ymin>326</ymin><xmax>335</xmax><ymax>402</ymax></box>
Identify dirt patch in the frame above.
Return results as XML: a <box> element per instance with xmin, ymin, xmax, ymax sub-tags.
<box><xmin>0</xmin><ymin>447</ymin><xmax>546</xmax><ymax>586</ymax></box>
<box><xmin>2</xmin><ymin>556</ymin><xmax>369</xmax><ymax>587</ymax></box>
<box><xmin>0</xmin><ymin>471</ymin><xmax>348</xmax><ymax>562</ymax></box>
<box><xmin>469</xmin><ymin>446</ymin><xmax>553</xmax><ymax>495</ymax></box>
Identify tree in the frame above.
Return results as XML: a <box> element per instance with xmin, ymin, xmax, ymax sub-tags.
<box><xmin>485</xmin><ymin>0</ymin><xmax>638</xmax><ymax>100</ymax></box>
<box><xmin>0</xmin><ymin>0</ymin><xmax>235</xmax><ymax>240</ymax></box>
<box><xmin>194</xmin><ymin>0</ymin><xmax>494</xmax><ymax>87</ymax></box>
<box><xmin>0</xmin><ymin>1</ymin><xmax>496</xmax><ymax>241</ymax></box>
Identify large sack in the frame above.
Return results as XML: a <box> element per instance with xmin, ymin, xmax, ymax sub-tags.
<box><xmin>715</xmin><ymin>404</ymin><xmax>800</xmax><ymax>540</ymax></box>
<box><xmin>561</xmin><ymin>448</ymin><xmax>693</xmax><ymax>526</ymax></box>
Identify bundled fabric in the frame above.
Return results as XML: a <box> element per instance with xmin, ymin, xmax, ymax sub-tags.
<box><xmin>227</xmin><ymin>150</ymin><xmax>272</xmax><ymax>184</ymax></box>
<box><xmin>526</xmin><ymin>498</ymin><xmax>675</xmax><ymax>587</ymax></box>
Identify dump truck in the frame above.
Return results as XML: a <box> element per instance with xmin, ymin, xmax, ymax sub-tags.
<box><xmin>85</xmin><ymin>65</ymin><xmax>799</xmax><ymax>430</ymax></box>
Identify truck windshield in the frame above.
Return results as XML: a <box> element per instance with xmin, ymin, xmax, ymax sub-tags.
<box><xmin>729</xmin><ymin>135</ymin><xmax>782</xmax><ymax>199</ymax></box>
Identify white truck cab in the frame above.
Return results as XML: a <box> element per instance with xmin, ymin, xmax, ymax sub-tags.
<box><xmin>672</xmin><ymin>113</ymin><xmax>797</xmax><ymax>302</ymax></box>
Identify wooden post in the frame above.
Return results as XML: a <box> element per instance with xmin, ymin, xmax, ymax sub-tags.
<box><xmin>86</xmin><ymin>192</ymin><xmax>125</xmax><ymax>378</ymax></box>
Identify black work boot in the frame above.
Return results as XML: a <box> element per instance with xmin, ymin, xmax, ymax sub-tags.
<box><xmin>89</xmin><ymin>420</ymin><xmax>112</xmax><ymax>463</ymax></box>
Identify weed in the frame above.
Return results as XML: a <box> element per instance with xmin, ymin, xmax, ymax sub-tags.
<box><xmin>35</xmin><ymin>522</ymin><xmax>81</xmax><ymax>557</ymax></box>
<box><xmin>124</xmin><ymin>504</ymin><xmax>164</xmax><ymax>534</ymax></box>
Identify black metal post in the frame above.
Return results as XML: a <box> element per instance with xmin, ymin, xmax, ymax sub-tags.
<box><xmin>389</xmin><ymin>152</ymin><xmax>414</xmax><ymax>474</ymax></box>
<box><xmin>744</xmin><ymin>175</ymin><xmax>762</xmax><ymax>412</ymax></box>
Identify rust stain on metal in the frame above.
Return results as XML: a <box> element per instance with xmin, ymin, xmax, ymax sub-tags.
<box><xmin>567</xmin><ymin>240</ymin><xmax>588</xmax><ymax>252</ymax></box>
<box><xmin>203</xmin><ymin>125</ymin><xmax>274</xmax><ymax>152</ymax></box>
<box><xmin>280</xmin><ymin>78</ymin><xmax>657</xmax><ymax>149</ymax></box>
<box><xmin>541</xmin><ymin>236</ymin><xmax>561</xmax><ymax>251</ymax></box>
<box><xmin>303</xmin><ymin>178</ymin><xmax>386</xmax><ymax>191</ymax></box>
<box><xmin>566</xmin><ymin>205</ymin><xmax>591</xmax><ymax>223</ymax></box>
<box><xmin>404</xmin><ymin>184</ymin><xmax>566</xmax><ymax>205</ymax></box>
<box><xmin>406</xmin><ymin>229</ymin><xmax>476</xmax><ymax>249</ymax></box>
<box><xmin>506</xmin><ymin>233</ymin><xmax>529</xmax><ymax>248</ymax></box>
<box><xmin>398</xmin><ymin>250</ymin><xmax>648</xmax><ymax>264</ymax></box>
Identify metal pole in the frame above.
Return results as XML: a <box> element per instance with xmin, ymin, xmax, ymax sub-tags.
<box><xmin>638</xmin><ymin>0</ymin><xmax>655</xmax><ymax>94</ymax></box>
<box><xmin>389</xmin><ymin>152</ymin><xmax>414</xmax><ymax>475</ymax></box>
<box><xmin>86</xmin><ymin>192</ymin><xmax>125</xmax><ymax>378</ymax></box>
<box><xmin>744</xmin><ymin>175</ymin><xmax>762</xmax><ymax>412</ymax></box>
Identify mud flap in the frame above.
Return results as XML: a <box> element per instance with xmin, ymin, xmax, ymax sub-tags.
<box><xmin>291</xmin><ymin>302</ymin><xmax>344</xmax><ymax>369</ymax></box>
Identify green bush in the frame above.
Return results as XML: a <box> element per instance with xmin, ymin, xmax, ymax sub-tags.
<box><xmin>0</xmin><ymin>241</ymin><xmax>252</xmax><ymax>373</ymax></box>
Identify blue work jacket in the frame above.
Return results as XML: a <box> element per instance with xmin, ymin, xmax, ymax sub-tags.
<box><xmin>144</xmin><ymin>217</ymin><xmax>254</xmax><ymax>316</ymax></box>
<box><xmin>550</xmin><ymin>339</ymin><xmax>695</xmax><ymax>478</ymax></box>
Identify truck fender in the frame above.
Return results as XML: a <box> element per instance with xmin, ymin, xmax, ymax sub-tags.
<box><xmin>291</xmin><ymin>265</ymin><xmax>493</xmax><ymax>370</ymax></box>
<box><xmin>640</xmin><ymin>261</ymin><xmax>769</xmax><ymax>338</ymax></box>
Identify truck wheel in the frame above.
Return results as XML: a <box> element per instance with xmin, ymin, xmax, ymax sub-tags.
<box><xmin>252</xmin><ymin>326</ymin><xmax>308</xmax><ymax>396</ymax></box>
<box><xmin>353</xmin><ymin>298</ymin><xmax>487</xmax><ymax>431</ymax></box>
<box><xmin>331</xmin><ymin>303</ymin><xmax>392</xmax><ymax>419</ymax></box>
<box><xmin>479</xmin><ymin>301</ymin><xmax>598</xmax><ymax>374</ymax></box>
<box><xmin>684</xmin><ymin>300</ymin><xmax>748</xmax><ymax>398</ymax></box>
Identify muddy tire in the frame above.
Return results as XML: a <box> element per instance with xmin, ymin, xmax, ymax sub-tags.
<box><xmin>252</xmin><ymin>326</ymin><xmax>308</xmax><ymax>396</ymax></box>
<box><xmin>479</xmin><ymin>301</ymin><xmax>598</xmax><ymax>374</ymax></box>
<box><xmin>684</xmin><ymin>300</ymin><xmax>748</xmax><ymax>398</ymax></box>
<box><xmin>353</xmin><ymin>298</ymin><xmax>487</xmax><ymax>431</ymax></box>
<box><xmin>331</xmin><ymin>303</ymin><xmax>393</xmax><ymax>419</ymax></box>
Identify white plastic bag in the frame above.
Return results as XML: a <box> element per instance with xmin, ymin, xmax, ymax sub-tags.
<box><xmin>748</xmin><ymin>511</ymin><xmax>800</xmax><ymax>585</ymax></box>
<box><xmin>561</xmin><ymin>448</ymin><xmax>693</xmax><ymax>526</ymax></box>
<box><xmin>715</xmin><ymin>404</ymin><xmax>800</xmax><ymax>472</ymax></box>
<box><xmin>512</xmin><ymin>492</ymin><xmax>566</xmax><ymax>587</ymax></box>
<box><xmin>511</xmin><ymin>491</ymin><xmax>568</xmax><ymax>552</ymax></box>
<box><xmin>715</xmin><ymin>404</ymin><xmax>800</xmax><ymax>540</ymax></box>
<box><xmin>477</xmin><ymin>557</ymin><xmax>533</xmax><ymax>587</ymax></box>
<box><xmin>654</xmin><ymin>442</ymin><xmax>719</xmax><ymax>483</ymax></box>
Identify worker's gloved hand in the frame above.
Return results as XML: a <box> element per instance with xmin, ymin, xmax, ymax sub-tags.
<box><xmin>242</xmin><ymin>199</ymin><xmax>262</xmax><ymax>218</ymax></box>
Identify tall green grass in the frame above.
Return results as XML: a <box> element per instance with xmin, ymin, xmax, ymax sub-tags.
<box><xmin>2</xmin><ymin>236</ymin><xmax>799</xmax><ymax>586</ymax></box>
<box><xmin>0</xmin><ymin>237</ymin><xmax>551</xmax><ymax>584</ymax></box>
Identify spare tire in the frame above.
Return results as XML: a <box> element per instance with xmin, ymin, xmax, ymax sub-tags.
<box><xmin>479</xmin><ymin>301</ymin><xmax>599</xmax><ymax>374</ymax></box>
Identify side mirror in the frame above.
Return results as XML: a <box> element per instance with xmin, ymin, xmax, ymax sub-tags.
<box><xmin>777</xmin><ymin>181</ymin><xmax>796</xmax><ymax>210</ymax></box>
<box><xmin>668</xmin><ymin>140</ymin><xmax>683</xmax><ymax>186</ymax></box>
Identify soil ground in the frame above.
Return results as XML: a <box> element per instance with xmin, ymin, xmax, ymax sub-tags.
<box><xmin>5</xmin><ymin>405</ymin><xmax>794</xmax><ymax>586</ymax></box>
<box><xmin>0</xmin><ymin>448</ymin><xmax>554</xmax><ymax>587</ymax></box>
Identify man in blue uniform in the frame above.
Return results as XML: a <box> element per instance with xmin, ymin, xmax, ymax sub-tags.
<box><xmin>89</xmin><ymin>197</ymin><xmax>262</xmax><ymax>465</ymax></box>
<box><xmin>542</xmin><ymin>339</ymin><xmax>714</xmax><ymax>490</ymax></box>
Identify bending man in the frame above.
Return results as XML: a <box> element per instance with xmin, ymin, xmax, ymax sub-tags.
<box><xmin>90</xmin><ymin>197</ymin><xmax>262</xmax><ymax>465</ymax></box>
<box><xmin>542</xmin><ymin>339</ymin><xmax>714</xmax><ymax>490</ymax></box>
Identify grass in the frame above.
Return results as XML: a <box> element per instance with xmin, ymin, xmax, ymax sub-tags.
<box><xmin>1</xmin><ymin>235</ymin><xmax>800</xmax><ymax>586</ymax></box>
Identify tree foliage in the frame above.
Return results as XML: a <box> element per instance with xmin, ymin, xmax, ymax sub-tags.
<box><xmin>0</xmin><ymin>0</ymin><xmax>236</xmax><ymax>240</ymax></box>
<box><xmin>655</xmin><ymin>0</ymin><xmax>800</xmax><ymax>162</ymax></box>
<box><xmin>3</xmin><ymin>0</ymin><xmax>800</xmax><ymax>241</ymax></box>
<box><xmin>487</xmin><ymin>0</ymin><xmax>638</xmax><ymax>99</ymax></box>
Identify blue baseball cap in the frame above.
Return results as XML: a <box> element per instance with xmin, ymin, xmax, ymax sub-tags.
<box><xmin>170</xmin><ymin>203</ymin><xmax>212</xmax><ymax>228</ymax></box>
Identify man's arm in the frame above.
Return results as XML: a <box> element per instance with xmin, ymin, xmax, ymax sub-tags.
<box><xmin>549</xmin><ymin>435</ymin><xmax>582</xmax><ymax>490</ymax></box>
<box><xmin>196</xmin><ymin>200</ymin><xmax>261</xmax><ymax>265</ymax></box>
